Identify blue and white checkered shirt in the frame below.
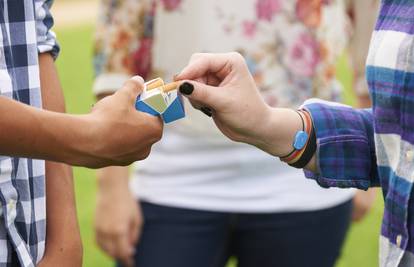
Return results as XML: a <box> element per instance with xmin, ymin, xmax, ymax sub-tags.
<box><xmin>0</xmin><ymin>0</ymin><xmax>58</xmax><ymax>266</ymax></box>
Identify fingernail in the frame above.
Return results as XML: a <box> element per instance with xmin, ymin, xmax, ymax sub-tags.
<box><xmin>179</xmin><ymin>82</ymin><xmax>194</xmax><ymax>95</ymax></box>
<box><xmin>201</xmin><ymin>107</ymin><xmax>213</xmax><ymax>117</ymax></box>
<box><xmin>131</xmin><ymin>76</ymin><xmax>144</xmax><ymax>83</ymax></box>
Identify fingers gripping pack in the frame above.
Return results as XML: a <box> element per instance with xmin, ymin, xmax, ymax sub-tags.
<box><xmin>136</xmin><ymin>78</ymin><xmax>185</xmax><ymax>123</ymax></box>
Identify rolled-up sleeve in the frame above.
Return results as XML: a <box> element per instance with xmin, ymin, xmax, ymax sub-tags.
<box><xmin>302</xmin><ymin>99</ymin><xmax>378</xmax><ymax>190</ymax></box>
<box><xmin>34</xmin><ymin>0</ymin><xmax>60</xmax><ymax>59</ymax></box>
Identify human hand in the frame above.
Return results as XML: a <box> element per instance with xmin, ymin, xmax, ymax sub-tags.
<box><xmin>76</xmin><ymin>76</ymin><xmax>163</xmax><ymax>168</ymax></box>
<box><xmin>176</xmin><ymin>53</ymin><xmax>274</xmax><ymax>146</ymax></box>
<box><xmin>95</xmin><ymin>167</ymin><xmax>142</xmax><ymax>267</ymax></box>
<box><xmin>176</xmin><ymin>53</ymin><xmax>302</xmax><ymax>158</ymax></box>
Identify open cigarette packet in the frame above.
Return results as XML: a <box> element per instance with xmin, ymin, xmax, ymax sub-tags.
<box><xmin>136</xmin><ymin>78</ymin><xmax>185</xmax><ymax>123</ymax></box>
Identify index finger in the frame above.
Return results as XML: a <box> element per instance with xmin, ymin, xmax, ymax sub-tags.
<box><xmin>177</xmin><ymin>53</ymin><xmax>238</xmax><ymax>81</ymax></box>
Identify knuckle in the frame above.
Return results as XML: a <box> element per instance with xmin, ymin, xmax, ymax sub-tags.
<box><xmin>123</xmin><ymin>80</ymin><xmax>142</xmax><ymax>94</ymax></box>
<box><xmin>190</xmin><ymin>53</ymin><xmax>202</xmax><ymax>61</ymax></box>
<box><xmin>110</xmin><ymin>227</ymin><xmax>125</xmax><ymax>237</ymax></box>
<box><xmin>190</xmin><ymin>53</ymin><xmax>209</xmax><ymax>63</ymax></box>
<box><xmin>118</xmin><ymin>160</ymin><xmax>132</xmax><ymax>167</ymax></box>
<box><xmin>195</xmin><ymin>86</ymin><xmax>208</xmax><ymax>102</ymax></box>
<box><xmin>114</xmin><ymin>155</ymin><xmax>134</xmax><ymax>167</ymax></box>
<box><xmin>229</xmin><ymin>52</ymin><xmax>244</xmax><ymax>62</ymax></box>
<box><xmin>153</xmin><ymin>124</ymin><xmax>163</xmax><ymax>141</ymax></box>
<box><xmin>123</xmin><ymin>79</ymin><xmax>136</xmax><ymax>89</ymax></box>
<box><xmin>137</xmin><ymin>148</ymin><xmax>151</xmax><ymax>161</ymax></box>
<box><xmin>100</xmin><ymin>228</ymin><xmax>116</xmax><ymax>237</ymax></box>
<box><xmin>131</xmin><ymin>75</ymin><xmax>144</xmax><ymax>84</ymax></box>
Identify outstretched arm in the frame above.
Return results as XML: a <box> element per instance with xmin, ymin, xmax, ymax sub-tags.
<box><xmin>177</xmin><ymin>53</ymin><xmax>378</xmax><ymax>190</ymax></box>
<box><xmin>0</xmin><ymin>75</ymin><xmax>162</xmax><ymax>168</ymax></box>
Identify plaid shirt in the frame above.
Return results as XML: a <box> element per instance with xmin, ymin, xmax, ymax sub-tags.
<box><xmin>0</xmin><ymin>0</ymin><xmax>58</xmax><ymax>266</ymax></box>
<box><xmin>304</xmin><ymin>0</ymin><xmax>414</xmax><ymax>266</ymax></box>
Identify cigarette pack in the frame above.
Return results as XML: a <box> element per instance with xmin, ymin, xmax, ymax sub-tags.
<box><xmin>135</xmin><ymin>78</ymin><xmax>185</xmax><ymax>123</ymax></box>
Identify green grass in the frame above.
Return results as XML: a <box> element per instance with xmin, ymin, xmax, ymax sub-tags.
<box><xmin>55</xmin><ymin>24</ymin><xmax>383</xmax><ymax>267</ymax></box>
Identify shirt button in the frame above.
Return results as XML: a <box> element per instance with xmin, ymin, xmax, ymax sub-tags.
<box><xmin>7</xmin><ymin>199</ymin><xmax>16</xmax><ymax>210</ymax></box>
<box><xmin>406</xmin><ymin>150</ymin><xmax>414</xmax><ymax>161</ymax></box>
<box><xmin>396</xmin><ymin>235</ymin><xmax>403</xmax><ymax>248</ymax></box>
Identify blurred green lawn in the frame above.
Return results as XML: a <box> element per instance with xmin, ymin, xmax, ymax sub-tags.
<box><xmin>55</xmin><ymin>24</ymin><xmax>384</xmax><ymax>267</ymax></box>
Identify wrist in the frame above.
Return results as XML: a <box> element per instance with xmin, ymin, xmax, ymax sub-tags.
<box><xmin>37</xmin><ymin>111</ymin><xmax>100</xmax><ymax>166</ymax></box>
<box><xmin>97</xmin><ymin>166</ymin><xmax>130</xmax><ymax>191</ymax></box>
<box><xmin>252</xmin><ymin>108</ymin><xmax>302</xmax><ymax>157</ymax></box>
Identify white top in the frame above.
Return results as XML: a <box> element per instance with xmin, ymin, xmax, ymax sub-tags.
<box><xmin>93</xmin><ymin>0</ymin><xmax>378</xmax><ymax>212</ymax></box>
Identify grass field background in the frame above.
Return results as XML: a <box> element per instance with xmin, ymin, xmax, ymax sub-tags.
<box><xmin>55</xmin><ymin>24</ymin><xmax>384</xmax><ymax>267</ymax></box>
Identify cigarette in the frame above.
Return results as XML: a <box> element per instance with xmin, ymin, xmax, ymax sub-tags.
<box><xmin>162</xmin><ymin>81</ymin><xmax>180</xmax><ymax>93</ymax></box>
<box><xmin>146</xmin><ymin>78</ymin><xmax>164</xmax><ymax>91</ymax></box>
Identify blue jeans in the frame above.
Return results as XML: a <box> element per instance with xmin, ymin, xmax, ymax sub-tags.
<box><xmin>118</xmin><ymin>200</ymin><xmax>352</xmax><ymax>267</ymax></box>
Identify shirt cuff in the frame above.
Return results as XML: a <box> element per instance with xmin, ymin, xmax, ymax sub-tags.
<box><xmin>301</xmin><ymin>99</ymin><xmax>376</xmax><ymax>190</ymax></box>
<box><xmin>35</xmin><ymin>1</ymin><xmax>60</xmax><ymax>59</ymax></box>
<box><xmin>93</xmin><ymin>73</ymin><xmax>131</xmax><ymax>95</ymax></box>
<box><xmin>37</xmin><ymin>32</ymin><xmax>60</xmax><ymax>59</ymax></box>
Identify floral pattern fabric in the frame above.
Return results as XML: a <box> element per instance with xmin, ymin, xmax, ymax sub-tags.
<box><xmin>94</xmin><ymin>0</ymin><xmax>377</xmax><ymax>108</ymax></box>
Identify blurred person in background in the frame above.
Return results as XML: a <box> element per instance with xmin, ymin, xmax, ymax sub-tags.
<box><xmin>93</xmin><ymin>1</ymin><xmax>378</xmax><ymax>267</ymax></box>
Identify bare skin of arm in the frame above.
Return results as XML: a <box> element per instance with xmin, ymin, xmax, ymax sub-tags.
<box><xmin>37</xmin><ymin>53</ymin><xmax>82</xmax><ymax>266</ymax></box>
<box><xmin>0</xmin><ymin>75</ymin><xmax>163</xmax><ymax>168</ymax></box>
<box><xmin>347</xmin><ymin>0</ymin><xmax>380</xmax><ymax>222</ymax></box>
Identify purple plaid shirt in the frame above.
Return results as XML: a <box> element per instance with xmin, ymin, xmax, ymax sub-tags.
<box><xmin>303</xmin><ymin>1</ymin><xmax>414</xmax><ymax>266</ymax></box>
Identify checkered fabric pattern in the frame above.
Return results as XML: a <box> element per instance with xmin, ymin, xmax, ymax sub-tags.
<box><xmin>304</xmin><ymin>1</ymin><xmax>414</xmax><ymax>266</ymax></box>
<box><xmin>302</xmin><ymin>99</ymin><xmax>377</xmax><ymax>190</ymax></box>
<box><xmin>0</xmin><ymin>0</ymin><xmax>59</xmax><ymax>266</ymax></box>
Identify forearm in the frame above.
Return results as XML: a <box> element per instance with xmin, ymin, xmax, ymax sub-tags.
<box><xmin>348</xmin><ymin>0</ymin><xmax>379</xmax><ymax>106</ymax></box>
<box><xmin>42</xmin><ymin>162</ymin><xmax>82</xmax><ymax>266</ymax></box>
<box><xmin>0</xmin><ymin>94</ymin><xmax>104</xmax><ymax>166</ymax></box>
<box><xmin>38</xmin><ymin>53</ymin><xmax>82</xmax><ymax>266</ymax></box>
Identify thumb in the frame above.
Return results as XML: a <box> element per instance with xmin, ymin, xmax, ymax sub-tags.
<box><xmin>116</xmin><ymin>76</ymin><xmax>145</xmax><ymax>105</ymax></box>
<box><xmin>179</xmin><ymin>81</ymin><xmax>223</xmax><ymax>110</ymax></box>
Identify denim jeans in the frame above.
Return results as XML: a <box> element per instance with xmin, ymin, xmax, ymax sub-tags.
<box><xmin>117</xmin><ymin>200</ymin><xmax>352</xmax><ymax>267</ymax></box>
